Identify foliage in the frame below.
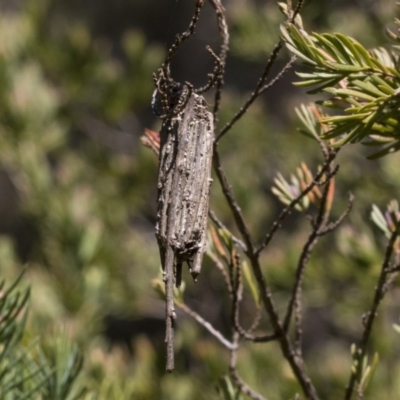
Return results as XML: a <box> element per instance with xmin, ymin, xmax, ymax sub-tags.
<box><xmin>0</xmin><ymin>273</ymin><xmax>87</xmax><ymax>399</ymax></box>
<box><xmin>281</xmin><ymin>6</ymin><xmax>400</xmax><ymax>158</ymax></box>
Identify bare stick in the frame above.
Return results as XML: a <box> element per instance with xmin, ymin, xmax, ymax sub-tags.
<box><xmin>284</xmin><ymin>163</ymin><xmax>336</xmax><ymax>352</ymax></box>
<box><xmin>208</xmin><ymin>0</ymin><xmax>229</xmax><ymax>118</ymax></box>
<box><xmin>153</xmin><ymin>1</ymin><xmax>224</xmax><ymax>372</ymax></box>
<box><xmin>164</xmin><ymin>245</ymin><xmax>176</xmax><ymax>372</ymax></box>
<box><xmin>229</xmin><ymin>333</ymin><xmax>267</xmax><ymax>400</ymax></box>
<box><xmin>216</xmin><ymin>1</ymin><xmax>305</xmax><ymax>142</ymax></box>
<box><xmin>344</xmin><ymin>230</ymin><xmax>400</xmax><ymax>399</ymax></box>
<box><xmin>208</xmin><ymin>250</ymin><xmax>233</xmax><ymax>294</ymax></box>
<box><xmin>232</xmin><ymin>258</ymin><xmax>277</xmax><ymax>342</ymax></box>
<box><xmin>256</xmin><ymin>151</ymin><xmax>338</xmax><ymax>256</ymax></box>
<box><xmin>209</xmin><ymin>209</ymin><xmax>247</xmax><ymax>252</ymax></box>
<box><xmin>178</xmin><ymin>302</ymin><xmax>237</xmax><ymax>350</ymax></box>
<box><xmin>215</xmin><ymin>41</ymin><xmax>284</xmax><ymax>143</ymax></box>
<box><xmin>259</xmin><ymin>55</ymin><xmax>296</xmax><ymax>94</ymax></box>
<box><xmin>162</xmin><ymin>0</ymin><xmax>205</xmax><ymax>77</ymax></box>
<box><xmin>213</xmin><ymin>146</ymin><xmax>321</xmax><ymax>400</ymax></box>
<box><xmin>284</xmin><ymin>194</ymin><xmax>353</xmax><ymax>337</ymax></box>
<box><xmin>156</xmin><ymin>93</ymin><xmax>214</xmax><ymax>370</ymax></box>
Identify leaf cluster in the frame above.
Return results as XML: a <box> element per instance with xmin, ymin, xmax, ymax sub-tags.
<box><xmin>0</xmin><ymin>273</ymin><xmax>87</xmax><ymax>400</ymax></box>
<box><xmin>281</xmin><ymin>18</ymin><xmax>400</xmax><ymax>158</ymax></box>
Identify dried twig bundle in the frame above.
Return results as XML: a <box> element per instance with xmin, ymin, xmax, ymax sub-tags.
<box><xmin>155</xmin><ymin>90</ymin><xmax>213</xmax><ymax>372</ymax></box>
<box><xmin>151</xmin><ymin>0</ymin><xmax>224</xmax><ymax>372</ymax></box>
<box><xmin>156</xmin><ymin>90</ymin><xmax>214</xmax><ymax>285</ymax></box>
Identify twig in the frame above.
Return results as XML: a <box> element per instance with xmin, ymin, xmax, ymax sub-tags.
<box><xmin>216</xmin><ymin>1</ymin><xmax>305</xmax><ymax>142</ymax></box>
<box><xmin>213</xmin><ymin>146</ymin><xmax>321</xmax><ymax>399</ymax></box>
<box><xmin>234</xmin><ymin>310</ymin><xmax>278</xmax><ymax>343</ymax></box>
<box><xmin>162</xmin><ymin>0</ymin><xmax>205</xmax><ymax>76</ymax></box>
<box><xmin>178</xmin><ymin>302</ymin><xmax>237</xmax><ymax>350</ymax></box>
<box><xmin>283</xmin><ymin>154</ymin><xmax>337</xmax><ymax>342</ymax></box>
<box><xmin>164</xmin><ymin>246</ymin><xmax>176</xmax><ymax>372</ymax></box>
<box><xmin>284</xmin><ymin>193</ymin><xmax>353</xmax><ymax>335</ymax></box>
<box><xmin>259</xmin><ymin>55</ymin><xmax>297</xmax><ymax>94</ymax></box>
<box><xmin>208</xmin><ymin>0</ymin><xmax>229</xmax><ymax>119</ymax></box>
<box><xmin>385</xmin><ymin>264</ymin><xmax>400</xmax><ymax>273</ymax></box>
<box><xmin>231</xmin><ymin>252</ymin><xmax>276</xmax><ymax>342</ymax></box>
<box><xmin>196</xmin><ymin>46</ymin><xmax>223</xmax><ymax>94</ymax></box>
<box><xmin>212</xmin><ymin>147</ymin><xmax>256</xmax><ymax>255</ymax></box>
<box><xmin>317</xmin><ymin>193</ymin><xmax>354</xmax><ymax>236</ymax></box>
<box><xmin>256</xmin><ymin>150</ymin><xmax>337</xmax><ymax>256</ymax></box>
<box><xmin>248</xmin><ymin>305</ymin><xmax>262</xmax><ymax>333</ymax></box>
<box><xmin>209</xmin><ymin>209</ymin><xmax>248</xmax><ymax>252</ymax></box>
<box><xmin>216</xmin><ymin>40</ymin><xmax>285</xmax><ymax>142</ymax></box>
<box><xmin>344</xmin><ymin>230</ymin><xmax>400</xmax><ymax>399</ymax></box>
<box><xmin>154</xmin><ymin>0</ymin><xmax>219</xmax><ymax>372</ymax></box>
<box><xmin>229</xmin><ymin>332</ymin><xmax>267</xmax><ymax>400</ymax></box>
<box><xmin>208</xmin><ymin>250</ymin><xmax>233</xmax><ymax>294</ymax></box>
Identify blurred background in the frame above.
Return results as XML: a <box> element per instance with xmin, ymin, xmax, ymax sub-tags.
<box><xmin>1</xmin><ymin>0</ymin><xmax>400</xmax><ymax>398</ymax></box>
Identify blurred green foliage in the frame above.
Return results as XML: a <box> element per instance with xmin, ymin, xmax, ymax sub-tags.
<box><xmin>0</xmin><ymin>272</ymin><xmax>88</xmax><ymax>399</ymax></box>
<box><xmin>0</xmin><ymin>0</ymin><xmax>400</xmax><ymax>399</ymax></box>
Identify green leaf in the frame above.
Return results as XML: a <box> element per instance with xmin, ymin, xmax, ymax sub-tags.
<box><xmin>321</xmin><ymin>113</ymin><xmax>370</xmax><ymax>123</ymax></box>
<box><xmin>335</xmin><ymin>33</ymin><xmax>364</xmax><ymax>65</ymax></box>
<box><xmin>242</xmin><ymin>261</ymin><xmax>260</xmax><ymax>306</ymax></box>
<box><xmin>352</xmin><ymin>79</ymin><xmax>389</xmax><ymax>98</ymax></box>
<box><xmin>217</xmin><ymin>376</ymin><xmax>242</xmax><ymax>400</ymax></box>
<box><xmin>330</xmin><ymin>88</ymin><xmax>377</xmax><ymax>102</ymax></box>
<box><xmin>305</xmin><ymin>76</ymin><xmax>345</xmax><ymax>94</ymax></box>
<box><xmin>280</xmin><ymin>24</ymin><xmax>296</xmax><ymax>47</ymax></box>
<box><xmin>371</xmin><ymin>204</ymin><xmax>390</xmax><ymax>235</ymax></box>
<box><xmin>393</xmin><ymin>323</ymin><xmax>400</xmax><ymax>334</ymax></box>
<box><xmin>323</xmin><ymin>60</ymin><xmax>365</xmax><ymax>72</ymax></box>
<box><xmin>286</xmin><ymin>43</ymin><xmax>317</xmax><ymax>65</ymax></box>
<box><xmin>324</xmin><ymin>124</ymin><xmax>364</xmax><ymax>147</ymax></box>
<box><xmin>369</xmin><ymin>56</ymin><xmax>391</xmax><ymax>75</ymax></box>
<box><xmin>351</xmin><ymin>42</ymin><xmax>376</xmax><ymax>68</ymax></box>
<box><xmin>360</xmin><ymin>353</ymin><xmax>379</xmax><ymax>392</ymax></box>
<box><xmin>323</xmin><ymin>33</ymin><xmax>354</xmax><ymax>64</ymax></box>
<box><xmin>218</xmin><ymin>228</ymin><xmax>234</xmax><ymax>254</ymax></box>
<box><xmin>295</xmin><ymin>105</ymin><xmax>323</xmax><ymax>139</ymax></box>
<box><xmin>296</xmin><ymin>71</ymin><xmax>343</xmax><ymax>79</ymax></box>
<box><xmin>294</xmin><ymin>78</ymin><xmax>325</xmax><ymax>87</ymax></box>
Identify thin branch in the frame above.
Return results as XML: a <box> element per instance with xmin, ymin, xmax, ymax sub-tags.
<box><xmin>344</xmin><ymin>230</ymin><xmax>400</xmax><ymax>400</ymax></box>
<box><xmin>162</xmin><ymin>0</ymin><xmax>205</xmax><ymax>77</ymax></box>
<box><xmin>229</xmin><ymin>333</ymin><xmax>267</xmax><ymax>400</ymax></box>
<box><xmin>216</xmin><ymin>40</ymin><xmax>284</xmax><ymax>142</ymax></box>
<box><xmin>213</xmin><ymin>147</ymin><xmax>321</xmax><ymax>400</ymax></box>
<box><xmin>231</xmin><ymin>252</ymin><xmax>276</xmax><ymax>342</ymax></box>
<box><xmin>292</xmin><ymin>0</ymin><xmax>306</xmax><ymax>19</ymax></box>
<box><xmin>208</xmin><ymin>0</ymin><xmax>229</xmax><ymax>119</ymax></box>
<box><xmin>227</xmin><ymin>234</ymin><xmax>269</xmax><ymax>341</ymax></box>
<box><xmin>235</xmin><ymin>325</ymin><xmax>278</xmax><ymax>343</ymax></box>
<box><xmin>248</xmin><ymin>305</ymin><xmax>262</xmax><ymax>333</ymax></box>
<box><xmin>216</xmin><ymin>1</ymin><xmax>305</xmax><ymax>142</ymax></box>
<box><xmin>286</xmin><ymin>155</ymin><xmax>352</xmax><ymax>353</ymax></box>
<box><xmin>208</xmin><ymin>250</ymin><xmax>233</xmax><ymax>294</ymax></box>
<box><xmin>259</xmin><ymin>55</ymin><xmax>297</xmax><ymax>94</ymax></box>
<box><xmin>164</xmin><ymin>246</ymin><xmax>176</xmax><ymax>372</ymax></box>
<box><xmin>235</xmin><ymin>306</ymin><xmax>277</xmax><ymax>343</ymax></box>
<box><xmin>385</xmin><ymin>264</ymin><xmax>400</xmax><ymax>273</ymax></box>
<box><xmin>195</xmin><ymin>46</ymin><xmax>223</xmax><ymax>94</ymax></box>
<box><xmin>317</xmin><ymin>193</ymin><xmax>354</xmax><ymax>235</ymax></box>
<box><xmin>209</xmin><ymin>209</ymin><xmax>248</xmax><ymax>252</ymax></box>
<box><xmin>256</xmin><ymin>150</ymin><xmax>338</xmax><ymax>256</ymax></box>
<box><xmin>283</xmin><ymin>157</ymin><xmax>337</xmax><ymax>337</ymax></box>
<box><xmin>178</xmin><ymin>302</ymin><xmax>237</xmax><ymax>350</ymax></box>
<box><xmin>212</xmin><ymin>146</ymin><xmax>256</xmax><ymax>255</ymax></box>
